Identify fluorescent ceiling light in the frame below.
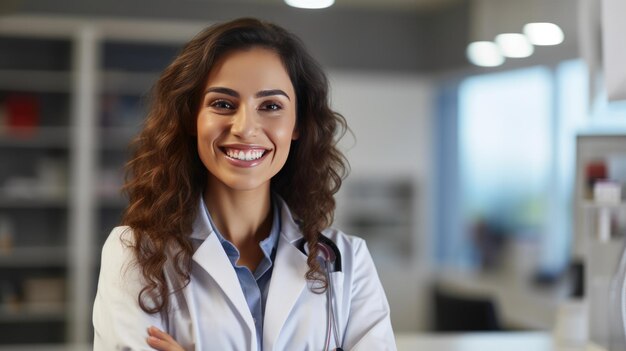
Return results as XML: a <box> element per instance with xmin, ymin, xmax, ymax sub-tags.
<box><xmin>466</xmin><ymin>41</ymin><xmax>504</xmax><ymax>67</ymax></box>
<box><xmin>285</xmin><ymin>0</ymin><xmax>334</xmax><ymax>9</ymax></box>
<box><xmin>495</xmin><ymin>33</ymin><xmax>534</xmax><ymax>58</ymax></box>
<box><xmin>523</xmin><ymin>22</ymin><xmax>564</xmax><ymax>46</ymax></box>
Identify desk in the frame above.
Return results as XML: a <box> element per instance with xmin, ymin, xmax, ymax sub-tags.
<box><xmin>395</xmin><ymin>332</ymin><xmax>607</xmax><ymax>351</ymax></box>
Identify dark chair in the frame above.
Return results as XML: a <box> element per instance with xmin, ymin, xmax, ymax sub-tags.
<box><xmin>432</xmin><ymin>285</ymin><xmax>502</xmax><ymax>332</ymax></box>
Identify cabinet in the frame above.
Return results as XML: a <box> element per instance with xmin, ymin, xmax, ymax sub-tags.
<box><xmin>0</xmin><ymin>35</ymin><xmax>73</xmax><ymax>345</ymax></box>
<box><xmin>574</xmin><ymin>134</ymin><xmax>626</xmax><ymax>350</ymax></box>
<box><xmin>0</xmin><ymin>15</ymin><xmax>203</xmax><ymax>348</ymax></box>
<box><xmin>336</xmin><ymin>177</ymin><xmax>416</xmax><ymax>264</ymax></box>
<box><xmin>96</xmin><ymin>40</ymin><xmax>181</xmax><ymax>246</ymax></box>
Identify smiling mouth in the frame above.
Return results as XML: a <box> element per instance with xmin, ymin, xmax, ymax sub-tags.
<box><xmin>221</xmin><ymin>147</ymin><xmax>269</xmax><ymax>161</ymax></box>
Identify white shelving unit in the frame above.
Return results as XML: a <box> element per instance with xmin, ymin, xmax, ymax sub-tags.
<box><xmin>337</xmin><ymin>177</ymin><xmax>416</xmax><ymax>264</ymax></box>
<box><xmin>0</xmin><ymin>14</ymin><xmax>205</xmax><ymax>348</ymax></box>
<box><xmin>574</xmin><ymin>134</ymin><xmax>626</xmax><ymax>349</ymax></box>
<box><xmin>0</xmin><ymin>29</ymin><xmax>72</xmax><ymax>346</ymax></box>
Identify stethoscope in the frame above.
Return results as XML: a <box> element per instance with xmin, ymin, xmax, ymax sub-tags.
<box><xmin>299</xmin><ymin>235</ymin><xmax>344</xmax><ymax>351</ymax></box>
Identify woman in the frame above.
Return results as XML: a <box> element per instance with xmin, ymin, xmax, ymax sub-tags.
<box><xmin>93</xmin><ymin>18</ymin><xmax>396</xmax><ymax>351</ymax></box>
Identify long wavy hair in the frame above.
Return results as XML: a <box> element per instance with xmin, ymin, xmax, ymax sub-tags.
<box><xmin>121</xmin><ymin>18</ymin><xmax>348</xmax><ymax>314</ymax></box>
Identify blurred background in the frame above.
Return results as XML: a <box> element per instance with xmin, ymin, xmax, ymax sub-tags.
<box><xmin>1</xmin><ymin>0</ymin><xmax>626</xmax><ymax>349</ymax></box>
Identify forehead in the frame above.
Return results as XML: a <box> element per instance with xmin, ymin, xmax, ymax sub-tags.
<box><xmin>205</xmin><ymin>47</ymin><xmax>295</xmax><ymax>95</ymax></box>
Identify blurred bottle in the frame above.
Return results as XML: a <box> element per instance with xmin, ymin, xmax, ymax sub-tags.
<box><xmin>6</xmin><ymin>93</ymin><xmax>39</xmax><ymax>137</ymax></box>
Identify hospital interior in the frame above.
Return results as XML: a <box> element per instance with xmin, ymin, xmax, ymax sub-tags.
<box><xmin>0</xmin><ymin>0</ymin><xmax>625</xmax><ymax>349</ymax></box>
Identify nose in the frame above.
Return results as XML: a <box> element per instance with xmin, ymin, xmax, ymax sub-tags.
<box><xmin>230</xmin><ymin>105</ymin><xmax>257</xmax><ymax>139</ymax></box>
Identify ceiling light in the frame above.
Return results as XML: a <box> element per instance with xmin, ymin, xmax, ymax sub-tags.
<box><xmin>284</xmin><ymin>0</ymin><xmax>334</xmax><ymax>9</ymax></box>
<box><xmin>466</xmin><ymin>41</ymin><xmax>505</xmax><ymax>67</ymax></box>
<box><xmin>523</xmin><ymin>22</ymin><xmax>564</xmax><ymax>46</ymax></box>
<box><xmin>495</xmin><ymin>33</ymin><xmax>534</xmax><ymax>58</ymax></box>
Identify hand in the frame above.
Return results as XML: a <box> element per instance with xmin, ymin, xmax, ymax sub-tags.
<box><xmin>147</xmin><ymin>326</ymin><xmax>185</xmax><ymax>351</ymax></box>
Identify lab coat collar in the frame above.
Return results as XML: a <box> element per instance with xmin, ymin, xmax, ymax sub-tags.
<box><xmin>189</xmin><ymin>194</ymin><xmax>303</xmax><ymax>242</ymax></box>
<box><xmin>263</xmin><ymin>195</ymin><xmax>309</xmax><ymax>350</ymax></box>
<box><xmin>189</xmin><ymin>198</ymin><xmax>256</xmax><ymax>349</ymax></box>
<box><xmin>188</xmin><ymin>194</ymin><xmax>309</xmax><ymax>351</ymax></box>
<box><xmin>189</xmin><ymin>197</ymin><xmax>212</xmax><ymax>241</ymax></box>
<box><xmin>273</xmin><ymin>194</ymin><xmax>304</xmax><ymax>243</ymax></box>
<box><xmin>189</xmin><ymin>193</ymin><xmax>302</xmax><ymax>243</ymax></box>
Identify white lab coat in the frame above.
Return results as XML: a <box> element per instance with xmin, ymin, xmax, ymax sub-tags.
<box><xmin>93</xmin><ymin>196</ymin><xmax>397</xmax><ymax>350</ymax></box>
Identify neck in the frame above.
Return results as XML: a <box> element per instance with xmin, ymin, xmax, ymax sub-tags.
<box><xmin>203</xmin><ymin>179</ymin><xmax>273</xmax><ymax>248</ymax></box>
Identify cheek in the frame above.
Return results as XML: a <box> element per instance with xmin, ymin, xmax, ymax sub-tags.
<box><xmin>197</xmin><ymin>116</ymin><xmax>219</xmax><ymax>142</ymax></box>
<box><xmin>274</xmin><ymin>128</ymin><xmax>294</xmax><ymax>142</ymax></box>
<box><xmin>273</xmin><ymin>118</ymin><xmax>298</xmax><ymax>143</ymax></box>
<box><xmin>196</xmin><ymin>117</ymin><xmax>222</xmax><ymax>162</ymax></box>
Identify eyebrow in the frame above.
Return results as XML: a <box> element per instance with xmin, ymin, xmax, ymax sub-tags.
<box><xmin>205</xmin><ymin>87</ymin><xmax>291</xmax><ymax>101</ymax></box>
<box><xmin>256</xmin><ymin>89</ymin><xmax>291</xmax><ymax>101</ymax></box>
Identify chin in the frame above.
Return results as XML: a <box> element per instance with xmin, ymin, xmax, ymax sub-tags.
<box><xmin>219</xmin><ymin>176</ymin><xmax>270</xmax><ymax>192</ymax></box>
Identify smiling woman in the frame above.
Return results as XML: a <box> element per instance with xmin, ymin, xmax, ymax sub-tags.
<box><xmin>92</xmin><ymin>18</ymin><xmax>396</xmax><ymax>351</ymax></box>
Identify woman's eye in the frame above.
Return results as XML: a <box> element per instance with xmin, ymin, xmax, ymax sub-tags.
<box><xmin>261</xmin><ymin>102</ymin><xmax>282</xmax><ymax>111</ymax></box>
<box><xmin>209</xmin><ymin>99</ymin><xmax>234</xmax><ymax>110</ymax></box>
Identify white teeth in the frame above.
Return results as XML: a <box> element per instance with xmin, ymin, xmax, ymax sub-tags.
<box><xmin>225</xmin><ymin>148</ymin><xmax>265</xmax><ymax>161</ymax></box>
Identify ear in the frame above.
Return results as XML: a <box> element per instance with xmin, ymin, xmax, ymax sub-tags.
<box><xmin>291</xmin><ymin>125</ymin><xmax>299</xmax><ymax>141</ymax></box>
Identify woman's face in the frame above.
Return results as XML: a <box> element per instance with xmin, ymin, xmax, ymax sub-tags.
<box><xmin>197</xmin><ymin>47</ymin><xmax>298</xmax><ymax>192</ymax></box>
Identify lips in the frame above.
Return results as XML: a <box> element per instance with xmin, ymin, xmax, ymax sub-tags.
<box><xmin>219</xmin><ymin>145</ymin><xmax>271</xmax><ymax>167</ymax></box>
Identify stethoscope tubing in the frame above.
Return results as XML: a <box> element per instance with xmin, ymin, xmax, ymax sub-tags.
<box><xmin>327</xmin><ymin>260</ymin><xmax>341</xmax><ymax>347</ymax></box>
<box><xmin>324</xmin><ymin>265</ymin><xmax>333</xmax><ymax>351</ymax></box>
<box><xmin>324</xmin><ymin>259</ymin><xmax>342</xmax><ymax>351</ymax></box>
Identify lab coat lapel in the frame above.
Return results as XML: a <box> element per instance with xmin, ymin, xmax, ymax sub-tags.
<box><xmin>189</xmin><ymin>199</ymin><xmax>256</xmax><ymax>345</ymax></box>
<box><xmin>263</xmin><ymin>198</ymin><xmax>309</xmax><ymax>350</ymax></box>
<box><xmin>192</xmin><ymin>235</ymin><xmax>254</xmax><ymax>327</ymax></box>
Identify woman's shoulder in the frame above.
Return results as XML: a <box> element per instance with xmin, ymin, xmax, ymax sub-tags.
<box><xmin>100</xmin><ymin>226</ymin><xmax>138</xmax><ymax>272</ymax></box>
<box><xmin>102</xmin><ymin>226</ymin><xmax>135</xmax><ymax>253</ymax></box>
<box><xmin>320</xmin><ymin>227</ymin><xmax>363</xmax><ymax>249</ymax></box>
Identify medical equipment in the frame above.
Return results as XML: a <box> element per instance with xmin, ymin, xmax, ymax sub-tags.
<box><xmin>300</xmin><ymin>235</ymin><xmax>344</xmax><ymax>351</ymax></box>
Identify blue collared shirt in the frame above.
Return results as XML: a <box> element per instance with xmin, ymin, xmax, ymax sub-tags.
<box><xmin>202</xmin><ymin>197</ymin><xmax>281</xmax><ymax>351</ymax></box>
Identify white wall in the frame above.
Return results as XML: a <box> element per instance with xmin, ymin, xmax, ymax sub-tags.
<box><xmin>328</xmin><ymin>71</ymin><xmax>432</xmax><ymax>178</ymax></box>
<box><xmin>327</xmin><ymin>70</ymin><xmax>434</xmax><ymax>331</ymax></box>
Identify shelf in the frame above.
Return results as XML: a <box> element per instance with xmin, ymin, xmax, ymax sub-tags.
<box><xmin>581</xmin><ymin>201</ymin><xmax>626</xmax><ymax>210</ymax></box>
<box><xmin>0</xmin><ymin>127</ymin><xmax>69</xmax><ymax>148</ymax></box>
<box><xmin>0</xmin><ymin>247</ymin><xmax>67</xmax><ymax>267</ymax></box>
<box><xmin>101</xmin><ymin>70</ymin><xmax>159</xmax><ymax>95</ymax></box>
<box><xmin>99</xmin><ymin>127</ymin><xmax>138</xmax><ymax>150</ymax></box>
<box><xmin>0</xmin><ymin>304</ymin><xmax>66</xmax><ymax>323</ymax></box>
<box><xmin>0</xmin><ymin>196</ymin><xmax>67</xmax><ymax>209</ymax></box>
<box><xmin>0</xmin><ymin>70</ymin><xmax>70</xmax><ymax>93</ymax></box>
<box><xmin>98</xmin><ymin>196</ymin><xmax>127</xmax><ymax>208</ymax></box>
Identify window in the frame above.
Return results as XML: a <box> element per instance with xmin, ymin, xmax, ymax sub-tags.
<box><xmin>436</xmin><ymin>60</ymin><xmax>626</xmax><ymax>275</ymax></box>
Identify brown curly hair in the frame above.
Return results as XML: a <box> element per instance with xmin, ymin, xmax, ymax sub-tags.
<box><xmin>121</xmin><ymin>18</ymin><xmax>348</xmax><ymax>314</ymax></box>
